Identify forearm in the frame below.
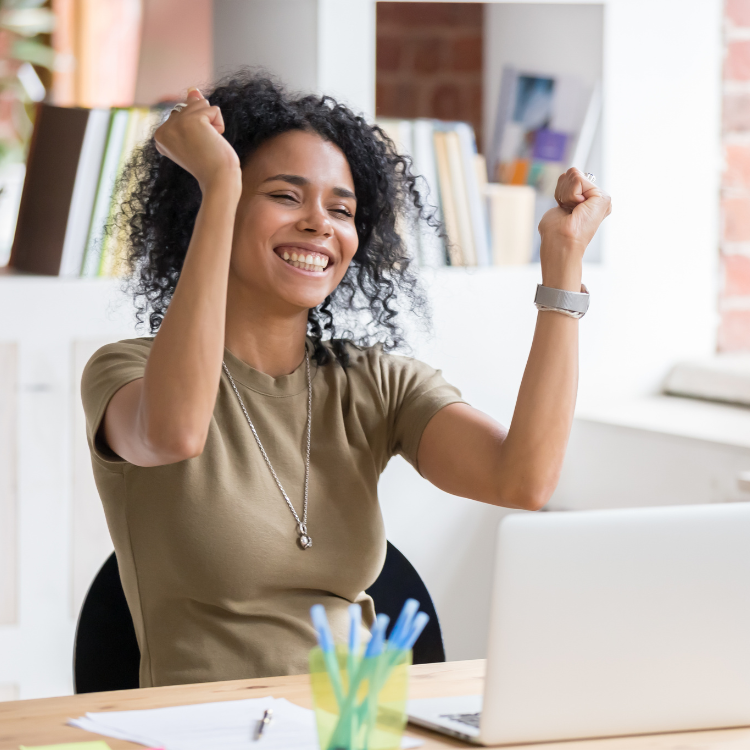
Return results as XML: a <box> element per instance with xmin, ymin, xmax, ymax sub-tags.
<box><xmin>495</xmin><ymin>246</ymin><xmax>582</xmax><ymax>508</ymax></box>
<box><xmin>138</xmin><ymin>180</ymin><xmax>241</xmax><ymax>457</ymax></box>
<box><xmin>418</xmin><ymin>170</ymin><xmax>609</xmax><ymax>510</ymax></box>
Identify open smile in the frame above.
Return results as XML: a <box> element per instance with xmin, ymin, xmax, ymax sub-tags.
<box><xmin>275</xmin><ymin>246</ymin><xmax>331</xmax><ymax>274</ymax></box>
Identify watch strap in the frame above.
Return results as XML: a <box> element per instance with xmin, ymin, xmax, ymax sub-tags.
<box><xmin>534</xmin><ymin>284</ymin><xmax>590</xmax><ymax>317</ymax></box>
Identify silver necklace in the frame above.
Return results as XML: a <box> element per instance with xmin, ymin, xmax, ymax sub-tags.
<box><xmin>222</xmin><ymin>351</ymin><xmax>313</xmax><ymax>550</ymax></box>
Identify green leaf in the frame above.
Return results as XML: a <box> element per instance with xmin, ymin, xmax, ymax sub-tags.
<box><xmin>0</xmin><ymin>8</ymin><xmax>55</xmax><ymax>35</ymax></box>
<box><xmin>11</xmin><ymin>38</ymin><xmax>55</xmax><ymax>68</ymax></box>
<box><xmin>2</xmin><ymin>0</ymin><xmax>48</xmax><ymax>10</ymax></box>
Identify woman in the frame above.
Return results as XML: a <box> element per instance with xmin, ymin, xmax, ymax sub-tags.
<box><xmin>82</xmin><ymin>73</ymin><xmax>611</xmax><ymax>689</ymax></box>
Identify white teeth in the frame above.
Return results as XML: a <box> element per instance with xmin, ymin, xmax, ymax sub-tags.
<box><xmin>279</xmin><ymin>251</ymin><xmax>329</xmax><ymax>272</ymax></box>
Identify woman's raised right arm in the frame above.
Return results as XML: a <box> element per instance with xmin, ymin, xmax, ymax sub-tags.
<box><xmin>101</xmin><ymin>89</ymin><xmax>243</xmax><ymax>467</ymax></box>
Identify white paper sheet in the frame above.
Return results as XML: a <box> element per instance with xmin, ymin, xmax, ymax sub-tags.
<box><xmin>69</xmin><ymin>695</ymin><xmax>423</xmax><ymax>750</ymax></box>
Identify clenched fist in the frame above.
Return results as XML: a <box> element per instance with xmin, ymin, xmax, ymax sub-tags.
<box><xmin>538</xmin><ymin>167</ymin><xmax>612</xmax><ymax>291</ymax></box>
<box><xmin>154</xmin><ymin>87</ymin><xmax>241</xmax><ymax>195</ymax></box>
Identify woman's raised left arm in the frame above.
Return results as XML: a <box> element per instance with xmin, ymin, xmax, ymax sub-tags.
<box><xmin>417</xmin><ymin>169</ymin><xmax>612</xmax><ymax>511</ymax></box>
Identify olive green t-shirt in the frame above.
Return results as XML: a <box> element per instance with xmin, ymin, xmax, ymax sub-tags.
<box><xmin>81</xmin><ymin>337</ymin><xmax>464</xmax><ymax>688</ymax></box>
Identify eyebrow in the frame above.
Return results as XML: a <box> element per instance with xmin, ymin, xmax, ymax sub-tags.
<box><xmin>262</xmin><ymin>173</ymin><xmax>356</xmax><ymax>200</ymax></box>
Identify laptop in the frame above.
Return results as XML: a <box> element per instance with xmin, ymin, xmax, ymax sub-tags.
<box><xmin>407</xmin><ymin>502</ymin><xmax>750</xmax><ymax>745</ymax></box>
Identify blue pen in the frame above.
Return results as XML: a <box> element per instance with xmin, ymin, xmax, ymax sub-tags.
<box><xmin>310</xmin><ymin>604</ymin><xmax>345</xmax><ymax>706</ymax></box>
<box><xmin>347</xmin><ymin>603</ymin><xmax>362</xmax><ymax>687</ymax></box>
<box><xmin>365</xmin><ymin>613</ymin><xmax>390</xmax><ymax>657</ymax></box>
<box><xmin>402</xmin><ymin>611</ymin><xmax>430</xmax><ymax>651</ymax></box>
<box><xmin>354</xmin><ymin>612</ymin><xmax>391</xmax><ymax>713</ymax></box>
<box><xmin>387</xmin><ymin>598</ymin><xmax>419</xmax><ymax>650</ymax></box>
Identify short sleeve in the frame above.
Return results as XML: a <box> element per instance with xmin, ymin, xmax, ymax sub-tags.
<box><xmin>373</xmin><ymin>349</ymin><xmax>466</xmax><ymax>473</ymax></box>
<box><xmin>80</xmin><ymin>338</ymin><xmax>152</xmax><ymax>467</ymax></box>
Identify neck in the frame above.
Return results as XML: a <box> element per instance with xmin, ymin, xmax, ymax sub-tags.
<box><xmin>224</xmin><ymin>279</ymin><xmax>309</xmax><ymax>378</ymax></box>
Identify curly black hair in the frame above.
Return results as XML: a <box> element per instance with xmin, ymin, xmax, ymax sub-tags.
<box><xmin>116</xmin><ymin>70</ymin><xmax>439</xmax><ymax>366</ymax></box>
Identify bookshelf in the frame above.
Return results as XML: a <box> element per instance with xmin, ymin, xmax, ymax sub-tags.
<box><xmin>0</xmin><ymin>0</ymin><xmax>724</xmax><ymax>701</ymax></box>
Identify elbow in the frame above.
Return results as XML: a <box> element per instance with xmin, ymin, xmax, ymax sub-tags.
<box><xmin>173</xmin><ymin>433</ymin><xmax>206</xmax><ymax>462</ymax></box>
<box><xmin>144</xmin><ymin>427</ymin><xmax>206</xmax><ymax>464</ymax></box>
<box><xmin>520</xmin><ymin>492</ymin><xmax>550</xmax><ymax>512</ymax></box>
<box><xmin>493</xmin><ymin>479</ymin><xmax>557</xmax><ymax>512</ymax></box>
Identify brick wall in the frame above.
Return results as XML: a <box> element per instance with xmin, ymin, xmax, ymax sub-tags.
<box><xmin>376</xmin><ymin>2</ymin><xmax>484</xmax><ymax>150</ymax></box>
<box><xmin>721</xmin><ymin>0</ymin><xmax>750</xmax><ymax>350</ymax></box>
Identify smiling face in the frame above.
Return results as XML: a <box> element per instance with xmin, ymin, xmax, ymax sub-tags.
<box><xmin>228</xmin><ymin>129</ymin><xmax>359</xmax><ymax>314</ymax></box>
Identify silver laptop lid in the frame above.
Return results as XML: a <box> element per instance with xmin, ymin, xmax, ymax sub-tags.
<box><xmin>481</xmin><ymin>503</ymin><xmax>750</xmax><ymax>745</ymax></box>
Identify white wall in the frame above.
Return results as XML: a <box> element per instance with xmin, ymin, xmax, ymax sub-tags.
<box><xmin>592</xmin><ymin>0</ymin><xmax>721</xmax><ymax>397</ymax></box>
<box><xmin>213</xmin><ymin>0</ymin><xmax>375</xmax><ymax>117</ymax></box>
<box><xmin>213</xmin><ymin>0</ymin><xmax>319</xmax><ymax>93</ymax></box>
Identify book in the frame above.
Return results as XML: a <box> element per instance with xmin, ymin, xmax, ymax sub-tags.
<box><xmin>81</xmin><ymin>108</ymin><xmax>129</xmax><ymax>277</ymax></box>
<box><xmin>432</xmin><ymin>130</ymin><xmax>464</xmax><ymax>266</ymax></box>
<box><xmin>0</xmin><ymin>164</ymin><xmax>27</xmax><ymax>268</ymax></box>
<box><xmin>411</xmin><ymin>119</ymin><xmax>447</xmax><ymax>267</ymax></box>
<box><xmin>455</xmin><ymin>122</ymin><xmax>490</xmax><ymax>266</ymax></box>
<box><xmin>99</xmin><ymin>107</ymin><xmax>158</xmax><ymax>277</ymax></box>
<box><xmin>443</xmin><ymin>128</ymin><xmax>477</xmax><ymax>265</ymax></box>
<box><xmin>9</xmin><ymin>105</ymin><xmax>92</xmax><ymax>275</ymax></box>
<box><xmin>569</xmin><ymin>81</ymin><xmax>602</xmax><ymax>172</ymax></box>
<box><xmin>377</xmin><ymin>118</ymin><xmax>420</xmax><ymax>265</ymax></box>
<box><xmin>484</xmin><ymin>183</ymin><xmax>535</xmax><ymax>265</ymax></box>
<box><xmin>59</xmin><ymin>108</ymin><xmax>111</xmax><ymax>277</ymax></box>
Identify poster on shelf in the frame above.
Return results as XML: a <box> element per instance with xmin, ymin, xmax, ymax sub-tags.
<box><xmin>489</xmin><ymin>66</ymin><xmax>599</xmax><ymax>196</ymax></box>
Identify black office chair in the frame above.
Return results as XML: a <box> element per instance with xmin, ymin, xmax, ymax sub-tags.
<box><xmin>74</xmin><ymin>541</ymin><xmax>445</xmax><ymax>693</ymax></box>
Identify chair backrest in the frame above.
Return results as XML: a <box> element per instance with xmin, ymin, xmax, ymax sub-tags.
<box><xmin>365</xmin><ymin>542</ymin><xmax>446</xmax><ymax>664</ymax></box>
<box><xmin>74</xmin><ymin>541</ymin><xmax>445</xmax><ymax>693</ymax></box>
<box><xmin>73</xmin><ymin>552</ymin><xmax>140</xmax><ymax>693</ymax></box>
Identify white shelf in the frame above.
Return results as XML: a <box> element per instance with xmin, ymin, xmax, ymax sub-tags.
<box><xmin>577</xmin><ymin>394</ymin><xmax>750</xmax><ymax>451</ymax></box>
<box><xmin>0</xmin><ymin>274</ymin><xmax>138</xmax><ymax>341</ymax></box>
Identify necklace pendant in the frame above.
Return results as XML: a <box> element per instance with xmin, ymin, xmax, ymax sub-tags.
<box><xmin>297</xmin><ymin>523</ymin><xmax>312</xmax><ymax>550</ymax></box>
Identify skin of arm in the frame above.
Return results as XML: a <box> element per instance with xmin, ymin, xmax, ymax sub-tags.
<box><xmin>102</xmin><ymin>89</ymin><xmax>243</xmax><ymax>466</ymax></box>
<box><xmin>418</xmin><ymin>169</ymin><xmax>612</xmax><ymax>511</ymax></box>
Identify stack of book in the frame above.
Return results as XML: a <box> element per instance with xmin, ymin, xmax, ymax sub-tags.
<box><xmin>378</xmin><ymin>118</ymin><xmax>536</xmax><ymax>268</ymax></box>
<box><xmin>8</xmin><ymin>103</ymin><xmax>165</xmax><ymax>277</ymax></box>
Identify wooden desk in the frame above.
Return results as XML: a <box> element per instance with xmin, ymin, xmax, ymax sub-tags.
<box><xmin>2</xmin><ymin>660</ymin><xmax>750</xmax><ymax>750</ymax></box>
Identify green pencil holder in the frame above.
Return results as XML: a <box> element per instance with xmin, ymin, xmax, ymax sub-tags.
<box><xmin>309</xmin><ymin>645</ymin><xmax>412</xmax><ymax>750</ymax></box>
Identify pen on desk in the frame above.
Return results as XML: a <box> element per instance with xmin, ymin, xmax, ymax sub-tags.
<box><xmin>255</xmin><ymin>707</ymin><xmax>273</xmax><ymax>740</ymax></box>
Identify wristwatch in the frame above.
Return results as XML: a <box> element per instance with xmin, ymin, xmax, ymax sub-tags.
<box><xmin>534</xmin><ymin>283</ymin><xmax>590</xmax><ymax>319</ymax></box>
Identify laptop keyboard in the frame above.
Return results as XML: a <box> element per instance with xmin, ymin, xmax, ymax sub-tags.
<box><xmin>441</xmin><ymin>712</ymin><xmax>481</xmax><ymax>729</ymax></box>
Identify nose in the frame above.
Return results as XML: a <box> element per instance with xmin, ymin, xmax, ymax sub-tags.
<box><xmin>296</xmin><ymin>201</ymin><xmax>332</xmax><ymax>237</ymax></box>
